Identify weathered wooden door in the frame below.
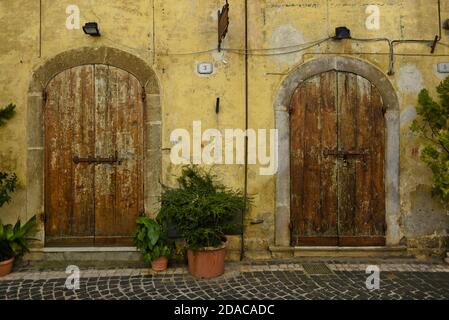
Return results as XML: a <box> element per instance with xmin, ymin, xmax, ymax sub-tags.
<box><xmin>290</xmin><ymin>71</ymin><xmax>385</xmax><ymax>246</ymax></box>
<box><xmin>45</xmin><ymin>65</ymin><xmax>145</xmax><ymax>246</ymax></box>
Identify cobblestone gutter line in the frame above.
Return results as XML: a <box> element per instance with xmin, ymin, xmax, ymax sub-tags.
<box><xmin>1</xmin><ymin>270</ymin><xmax>449</xmax><ymax>300</ymax></box>
<box><xmin>1</xmin><ymin>263</ymin><xmax>448</xmax><ymax>282</ymax></box>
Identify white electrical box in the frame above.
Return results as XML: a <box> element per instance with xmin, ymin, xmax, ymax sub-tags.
<box><xmin>437</xmin><ymin>62</ymin><xmax>449</xmax><ymax>73</ymax></box>
<box><xmin>197</xmin><ymin>62</ymin><xmax>214</xmax><ymax>75</ymax></box>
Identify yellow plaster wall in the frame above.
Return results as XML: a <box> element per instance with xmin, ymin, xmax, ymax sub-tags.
<box><xmin>1</xmin><ymin>0</ymin><xmax>449</xmax><ymax>257</ymax></box>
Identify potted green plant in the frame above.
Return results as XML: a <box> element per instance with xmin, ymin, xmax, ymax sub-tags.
<box><xmin>158</xmin><ymin>166</ymin><xmax>248</xmax><ymax>279</ymax></box>
<box><xmin>0</xmin><ymin>215</ymin><xmax>38</xmax><ymax>277</ymax></box>
<box><xmin>134</xmin><ymin>216</ymin><xmax>172</xmax><ymax>272</ymax></box>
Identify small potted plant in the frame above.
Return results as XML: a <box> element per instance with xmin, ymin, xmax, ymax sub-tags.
<box><xmin>134</xmin><ymin>216</ymin><xmax>172</xmax><ymax>272</ymax></box>
<box><xmin>0</xmin><ymin>215</ymin><xmax>38</xmax><ymax>277</ymax></box>
<box><xmin>158</xmin><ymin>166</ymin><xmax>248</xmax><ymax>279</ymax></box>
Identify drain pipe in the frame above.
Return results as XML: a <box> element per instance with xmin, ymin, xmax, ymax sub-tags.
<box><xmin>241</xmin><ymin>0</ymin><xmax>249</xmax><ymax>261</ymax></box>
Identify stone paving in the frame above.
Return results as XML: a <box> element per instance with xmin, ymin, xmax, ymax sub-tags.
<box><xmin>1</xmin><ymin>259</ymin><xmax>449</xmax><ymax>300</ymax></box>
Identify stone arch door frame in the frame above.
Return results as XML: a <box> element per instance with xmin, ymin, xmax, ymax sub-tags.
<box><xmin>274</xmin><ymin>56</ymin><xmax>400</xmax><ymax>247</ymax></box>
<box><xmin>27</xmin><ymin>47</ymin><xmax>162</xmax><ymax>245</ymax></box>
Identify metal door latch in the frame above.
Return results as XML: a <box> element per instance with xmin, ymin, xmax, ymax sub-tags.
<box><xmin>73</xmin><ymin>151</ymin><xmax>121</xmax><ymax>165</ymax></box>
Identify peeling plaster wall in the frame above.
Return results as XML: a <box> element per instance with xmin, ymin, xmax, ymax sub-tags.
<box><xmin>0</xmin><ymin>0</ymin><xmax>449</xmax><ymax>258</ymax></box>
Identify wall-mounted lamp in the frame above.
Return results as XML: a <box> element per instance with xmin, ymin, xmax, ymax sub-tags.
<box><xmin>82</xmin><ymin>22</ymin><xmax>101</xmax><ymax>36</ymax></box>
<box><xmin>334</xmin><ymin>27</ymin><xmax>351</xmax><ymax>40</ymax></box>
<box><xmin>443</xmin><ymin>19</ymin><xmax>449</xmax><ymax>30</ymax></box>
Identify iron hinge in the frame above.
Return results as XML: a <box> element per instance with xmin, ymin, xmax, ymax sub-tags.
<box><xmin>42</xmin><ymin>90</ymin><xmax>48</xmax><ymax>104</ymax></box>
<box><xmin>138</xmin><ymin>210</ymin><xmax>146</xmax><ymax>217</ymax></box>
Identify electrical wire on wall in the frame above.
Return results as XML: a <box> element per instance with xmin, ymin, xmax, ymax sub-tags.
<box><xmin>39</xmin><ymin>0</ymin><xmax>42</xmax><ymax>58</ymax></box>
<box><xmin>37</xmin><ymin>0</ymin><xmax>448</xmax><ymax>70</ymax></box>
<box><xmin>159</xmin><ymin>0</ymin><xmax>447</xmax><ymax>76</ymax></box>
<box><xmin>55</xmin><ymin>0</ymin><xmax>448</xmax><ymax>76</ymax></box>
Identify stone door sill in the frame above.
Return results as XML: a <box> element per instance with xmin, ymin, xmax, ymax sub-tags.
<box><xmin>34</xmin><ymin>247</ymin><xmax>138</xmax><ymax>253</ymax></box>
<box><xmin>269</xmin><ymin>246</ymin><xmax>409</xmax><ymax>258</ymax></box>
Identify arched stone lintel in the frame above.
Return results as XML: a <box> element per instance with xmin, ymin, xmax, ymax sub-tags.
<box><xmin>275</xmin><ymin>56</ymin><xmax>399</xmax><ymax>112</ymax></box>
<box><xmin>28</xmin><ymin>46</ymin><xmax>160</xmax><ymax>94</ymax></box>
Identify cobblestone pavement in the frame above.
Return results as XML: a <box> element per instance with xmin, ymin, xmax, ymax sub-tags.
<box><xmin>1</xmin><ymin>259</ymin><xmax>449</xmax><ymax>300</ymax></box>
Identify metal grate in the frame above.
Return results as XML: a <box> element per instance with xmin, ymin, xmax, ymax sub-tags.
<box><xmin>302</xmin><ymin>263</ymin><xmax>333</xmax><ymax>275</ymax></box>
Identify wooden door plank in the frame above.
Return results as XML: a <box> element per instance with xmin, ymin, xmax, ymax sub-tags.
<box><xmin>45</xmin><ymin>237</ymin><xmax>96</xmax><ymax>247</ymax></box>
<box><xmin>290</xmin><ymin>72</ymin><xmax>339</xmax><ymax>245</ymax></box>
<box><xmin>94</xmin><ymin>66</ymin><xmax>144</xmax><ymax>242</ymax></box>
<box><xmin>94</xmin><ymin>65</ymin><xmax>118</xmax><ymax>240</ymax></box>
<box><xmin>338</xmin><ymin>236</ymin><xmax>386</xmax><ymax>247</ymax></box>
<box><xmin>354</xmin><ymin>75</ymin><xmax>374</xmax><ymax>236</ymax></box>
<box><xmin>319</xmin><ymin>71</ymin><xmax>338</xmax><ymax>237</ymax></box>
<box><xmin>337</xmin><ymin>72</ymin><xmax>358</xmax><ymax>238</ymax></box>
<box><xmin>370</xmin><ymin>85</ymin><xmax>386</xmax><ymax>236</ymax></box>
<box><xmin>114</xmin><ymin>67</ymin><xmax>144</xmax><ymax>237</ymax></box>
<box><xmin>45</xmin><ymin>70</ymin><xmax>65</xmax><ymax>241</ymax></box>
<box><xmin>301</xmin><ymin>75</ymin><xmax>322</xmax><ymax>238</ymax></box>
<box><xmin>290</xmin><ymin>81</ymin><xmax>307</xmax><ymax>245</ymax></box>
<box><xmin>71</xmin><ymin>65</ymin><xmax>96</xmax><ymax>239</ymax></box>
<box><xmin>337</xmin><ymin>73</ymin><xmax>386</xmax><ymax>241</ymax></box>
<box><xmin>297</xmin><ymin>237</ymin><xmax>339</xmax><ymax>246</ymax></box>
<box><xmin>92</xmin><ymin>236</ymin><xmax>134</xmax><ymax>246</ymax></box>
<box><xmin>45</xmin><ymin>66</ymin><xmax>95</xmax><ymax>245</ymax></box>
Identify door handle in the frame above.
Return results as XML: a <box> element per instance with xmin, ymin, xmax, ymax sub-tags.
<box><xmin>73</xmin><ymin>151</ymin><xmax>122</xmax><ymax>165</ymax></box>
<box><xmin>323</xmin><ymin>149</ymin><xmax>370</xmax><ymax>158</ymax></box>
<box><xmin>73</xmin><ymin>155</ymin><xmax>97</xmax><ymax>164</ymax></box>
<box><xmin>95</xmin><ymin>151</ymin><xmax>120</xmax><ymax>164</ymax></box>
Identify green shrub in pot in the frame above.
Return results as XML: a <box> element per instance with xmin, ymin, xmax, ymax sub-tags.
<box><xmin>157</xmin><ymin>166</ymin><xmax>249</xmax><ymax>278</ymax></box>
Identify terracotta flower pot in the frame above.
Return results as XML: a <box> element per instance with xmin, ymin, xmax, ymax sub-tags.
<box><xmin>151</xmin><ymin>256</ymin><xmax>168</xmax><ymax>272</ymax></box>
<box><xmin>187</xmin><ymin>243</ymin><xmax>226</xmax><ymax>279</ymax></box>
<box><xmin>0</xmin><ymin>257</ymin><xmax>15</xmax><ymax>278</ymax></box>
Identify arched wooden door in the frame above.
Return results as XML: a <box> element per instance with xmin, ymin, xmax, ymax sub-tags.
<box><xmin>290</xmin><ymin>71</ymin><xmax>386</xmax><ymax>246</ymax></box>
<box><xmin>44</xmin><ymin>65</ymin><xmax>145</xmax><ymax>246</ymax></box>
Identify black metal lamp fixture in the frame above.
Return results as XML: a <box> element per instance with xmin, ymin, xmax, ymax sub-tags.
<box><xmin>443</xmin><ymin>19</ymin><xmax>449</xmax><ymax>30</ymax></box>
<box><xmin>82</xmin><ymin>22</ymin><xmax>101</xmax><ymax>36</ymax></box>
<box><xmin>334</xmin><ymin>26</ymin><xmax>351</xmax><ymax>40</ymax></box>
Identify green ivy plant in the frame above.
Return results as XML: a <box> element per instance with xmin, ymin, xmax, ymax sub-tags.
<box><xmin>0</xmin><ymin>103</ymin><xmax>15</xmax><ymax>127</ymax></box>
<box><xmin>0</xmin><ymin>103</ymin><xmax>17</xmax><ymax>210</ymax></box>
<box><xmin>411</xmin><ymin>76</ymin><xmax>449</xmax><ymax>206</ymax></box>
<box><xmin>134</xmin><ymin>216</ymin><xmax>172</xmax><ymax>263</ymax></box>
<box><xmin>0</xmin><ymin>172</ymin><xmax>17</xmax><ymax>209</ymax></box>
<box><xmin>157</xmin><ymin>166</ymin><xmax>249</xmax><ymax>250</ymax></box>
<box><xmin>0</xmin><ymin>215</ymin><xmax>38</xmax><ymax>262</ymax></box>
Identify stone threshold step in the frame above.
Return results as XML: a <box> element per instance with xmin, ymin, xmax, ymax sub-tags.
<box><xmin>26</xmin><ymin>247</ymin><xmax>241</xmax><ymax>262</ymax></box>
<box><xmin>36</xmin><ymin>247</ymin><xmax>138</xmax><ymax>253</ymax></box>
<box><xmin>269</xmin><ymin>246</ymin><xmax>411</xmax><ymax>258</ymax></box>
<box><xmin>26</xmin><ymin>247</ymin><xmax>142</xmax><ymax>262</ymax></box>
